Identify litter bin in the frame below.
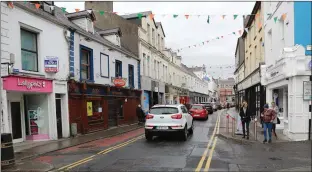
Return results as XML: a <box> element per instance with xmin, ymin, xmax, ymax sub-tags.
<box><xmin>1</xmin><ymin>133</ymin><xmax>15</xmax><ymax>168</ymax></box>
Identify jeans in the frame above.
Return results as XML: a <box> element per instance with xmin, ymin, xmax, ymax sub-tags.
<box><xmin>242</xmin><ymin>120</ymin><xmax>250</xmax><ymax>137</ymax></box>
<box><xmin>263</xmin><ymin>122</ymin><xmax>273</xmax><ymax>140</ymax></box>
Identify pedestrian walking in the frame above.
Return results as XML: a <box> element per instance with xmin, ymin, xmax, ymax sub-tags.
<box><xmin>239</xmin><ymin>101</ymin><xmax>251</xmax><ymax>139</ymax></box>
<box><xmin>271</xmin><ymin>102</ymin><xmax>279</xmax><ymax>139</ymax></box>
<box><xmin>136</xmin><ymin>104</ymin><xmax>145</xmax><ymax>125</ymax></box>
<box><xmin>261</xmin><ymin>104</ymin><xmax>277</xmax><ymax>143</ymax></box>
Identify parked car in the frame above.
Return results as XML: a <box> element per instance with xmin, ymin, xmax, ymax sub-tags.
<box><xmin>145</xmin><ymin>104</ymin><xmax>194</xmax><ymax>141</ymax></box>
<box><xmin>189</xmin><ymin>104</ymin><xmax>208</xmax><ymax>120</ymax></box>
<box><xmin>211</xmin><ymin>102</ymin><xmax>218</xmax><ymax>111</ymax></box>
<box><xmin>200</xmin><ymin>102</ymin><xmax>214</xmax><ymax>114</ymax></box>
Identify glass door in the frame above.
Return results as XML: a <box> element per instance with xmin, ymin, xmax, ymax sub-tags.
<box><xmin>10</xmin><ymin>102</ymin><xmax>23</xmax><ymax>143</ymax></box>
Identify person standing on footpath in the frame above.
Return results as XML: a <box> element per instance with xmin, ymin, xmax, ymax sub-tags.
<box><xmin>271</xmin><ymin>102</ymin><xmax>279</xmax><ymax>139</ymax></box>
<box><xmin>261</xmin><ymin>104</ymin><xmax>277</xmax><ymax>143</ymax></box>
<box><xmin>136</xmin><ymin>104</ymin><xmax>145</xmax><ymax>125</ymax></box>
<box><xmin>239</xmin><ymin>101</ymin><xmax>251</xmax><ymax>139</ymax></box>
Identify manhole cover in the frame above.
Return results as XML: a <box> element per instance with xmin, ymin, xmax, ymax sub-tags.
<box><xmin>78</xmin><ymin>145</ymin><xmax>95</xmax><ymax>149</ymax></box>
<box><xmin>269</xmin><ymin>157</ymin><xmax>282</xmax><ymax>161</ymax></box>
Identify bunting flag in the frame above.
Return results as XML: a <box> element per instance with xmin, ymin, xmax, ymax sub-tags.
<box><xmin>222</xmin><ymin>15</ymin><xmax>226</xmax><ymax>19</ymax></box>
<box><xmin>61</xmin><ymin>7</ymin><xmax>66</xmax><ymax>13</ymax></box>
<box><xmin>75</xmin><ymin>8</ymin><xmax>80</xmax><ymax>12</ymax></box>
<box><xmin>99</xmin><ymin>11</ymin><xmax>104</xmax><ymax>15</ymax></box>
<box><xmin>137</xmin><ymin>13</ymin><xmax>143</xmax><ymax>19</ymax></box>
<box><xmin>185</xmin><ymin>15</ymin><xmax>190</xmax><ymax>19</ymax></box>
<box><xmin>149</xmin><ymin>13</ymin><xmax>155</xmax><ymax>20</ymax></box>
<box><xmin>35</xmin><ymin>3</ymin><xmax>41</xmax><ymax>9</ymax></box>
<box><xmin>173</xmin><ymin>14</ymin><xmax>178</xmax><ymax>18</ymax></box>
<box><xmin>255</xmin><ymin>13</ymin><xmax>260</xmax><ymax>18</ymax></box>
<box><xmin>274</xmin><ymin>17</ymin><xmax>278</xmax><ymax>23</ymax></box>
<box><xmin>232</xmin><ymin>32</ymin><xmax>236</xmax><ymax>35</ymax></box>
<box><xmin>244</xmin><ymin>28</ymin><xmax>249</xmax><ymax>33</ymax></box>
<box><xmin>202</xmin><ymin>42</ymin><xmax>205</xmax><ymax>45</ymax></box>
<box><xmin>238</xmin><ymin>30</ymin><xmax>242</xmax><ymax>35</ymax></box>
<box><xmin>221</xmin><ymin>36</ymin><xmax>224</xmax><ymax>38</ymax></box>
<box><xmin>281</xmin><ymin>13</ymin><xmax>287</xmax><ymax>21</ymax></box>
<box><xmin>7</xmin><ymin>2</ymin><xmax>14</xmax><ymax>9</ymax></box>
<box><xmin>207</xmin><ymin>15</ymin><xmax>210</xmax><ymax>24</ymax></box>
<box><xmin>234</xmin><ymin>15</ymin><xmax>238</xmax><ymax>20</ymax></box>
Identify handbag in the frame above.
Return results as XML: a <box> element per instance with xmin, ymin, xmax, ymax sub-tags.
<box><xmin>277</xmin><ymin>117</ymin><xmax>280</xmax><ymax>124</ymax></box>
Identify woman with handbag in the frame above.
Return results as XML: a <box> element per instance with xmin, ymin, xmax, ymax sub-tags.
<box><xmin>239</xmin><ymin>101</ymin><xmax>251</xmax><ymax>139</ymax></box>
<box><xmin>271</xmin><ymin>102</ymin><xmax>279</xmax><ymax>139</ymax></box>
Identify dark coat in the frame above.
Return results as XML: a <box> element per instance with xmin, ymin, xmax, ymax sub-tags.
<box><xmin>239</xmin><ymin>107</ymin><xmax>251</xmax><ymax>122</ymax></box>
<box><xmin>136</xmin><ymin>106</ymin><xmax>144</xmax><ymax>119</ymax></box>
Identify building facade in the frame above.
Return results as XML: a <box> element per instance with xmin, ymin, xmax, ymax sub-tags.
<box><xmin>234</xmin><ymin>37</ymin><xmax>245</xmax><ymax>110</ymax></box>
<box><xmin>217</xmin><ymin>78</ymin><xmax>235</xmax><ymax>106</ymax></box>
<box><xmin>261</xmin><ymin>1</ymin><xmax>312</xmax><ymax>140</ymax></box>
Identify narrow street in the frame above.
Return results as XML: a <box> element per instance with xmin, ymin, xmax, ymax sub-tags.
<box><xmin>28</xmin><ymin>110</ymin><xmax>310</xmax><ymax>172</ymax></box>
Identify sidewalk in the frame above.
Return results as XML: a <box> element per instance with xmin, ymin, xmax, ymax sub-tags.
<box><xmin>217</xmin><ymin>108</ymin><xmax>291</xmax><ymax>144</ymax></box>
<box><xmin>12</xmin><ymin>123</ymin><xmax>143</xmax><ymax>162</ymax></box>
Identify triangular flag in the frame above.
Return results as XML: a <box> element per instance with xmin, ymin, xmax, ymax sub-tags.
<box><xmin>7</xmin><ymin>2</ymin><xmax>14</xmax><ymax>9</ymax></box>
<box><xmin>99</xmin><ymin>11</ymin><xmax>104</xmax><ymax>15</ymax></box>
<box><xmin>216</xmin><ymin>37</ymin><xmax>219</xmax><ymax>39</ymax></box>
<box><xmin>267</xmin><ymin>13</ymin><xmax>272</xmax><ymax>16</ymax></box>
<box><xmin>75</xmin><ymin>8</ymin><xmax>80</xmax><ymax>12</ymax></box>
<box><xmin>281</xmin><ymin>13</ymin><xmax>287</xmax><ymax>21</ymax></box>
<box><xmin>137</xmin><ymin>13</ymin><xmax>143</xmax><ymax>19</ymax></box>
<box><xmin>222</xmin><ymin>15</ymin><xmax>226</xmax><ymax>19</ymax></box>
<box><xmin>274</xmin><ymin>17</ymin><xmax>278</xmax><ymax>23</ymax></box>
<box><xmin>258</xmin><ymin>22</ymin><xmax>262</xmax><ymax>28</ymax></box>
<box><xmin>234</xmin><ymin>15</ymin><xmax>238</xmax><ymax>20</ymax></box>
<box><xmin>35</xmin><ymin>3</ymin><xmax>41</xmax><ymax>9</ymax></box>
<box><xmin>238</xmin><ymin>30</ymin><xmax>242</xmax><ymax>35</ymax></box>
<box><xmin>221</xmin><ymin>36</ymin><xmax>224</xmax><ymax>38</ymax></box>
<box><xmin>149</xmin><ymin>13</ymin><xmax>155</xmax><ymax>20</ymax></box>
<box><xmin>24</xmin><ymin>1</ymin><xmax>27</xmax><ymax>4</ymax></box>
<box><xmin>207</xmin><ymin>15</ymin><xmax>210</xmax><ymax>24</ymax></box>
<box><xmin>185</xmin><ymin>15</ymin><xmax>189</xmax><ymax>19</ymax></box>
<box><xmin>245</xmin><ymin>28</ymin><xmax>249</xmax><ymax>33</ymax></box>
<box><xmin>232</xmin><ymin>32</ymin><xmax>236</xmax><ymax>35</ymax></box>
<box><xmin>173</xmin><ymin>14</ymin><xmax>178</xmax><ymax>18</ymax></box>
<box><xmin>202</xmin><ymin>42</ymin><xmax>205</xmax><ymax>45</ymax></box>
<box><xmin>61</xmin><ymin>7</ymin><xmax>66</xmax><ymax>13</ymax></box>
<box><xmin>206</xmin><ymin>41</ymin><xmax>209</xmax><ymax>43</ymax></box>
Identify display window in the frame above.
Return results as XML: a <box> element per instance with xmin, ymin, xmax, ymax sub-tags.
<box><xmin>86</xmin><ymin>99</ymin><xmax>104</xmax><ymax>126</ymax></box>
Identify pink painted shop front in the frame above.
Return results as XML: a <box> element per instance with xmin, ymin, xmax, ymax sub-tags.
<box><xmin>3</xmin><ymin>75</ymin><xmax>53</xmax><ymax>93</ymax></box>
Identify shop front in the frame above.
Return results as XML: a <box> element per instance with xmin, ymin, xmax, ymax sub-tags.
<box><xmin>2</xmin><ymin>75</ymin><xmax>68</xmax><ymax>143</ymax></box>
<box><xmin>68</xmin><ymin>80</ymin><xmax>141</xmax><ymax>134</ymax></box>
<box><xmin>261</xmin><ymin>45</ymin><xmax>311</xmax><ymax>140</ymax></box>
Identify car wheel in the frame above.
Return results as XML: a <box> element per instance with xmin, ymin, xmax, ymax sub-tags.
<box><xmin>205</xmin><ymin>115</ymin><xmax>208</xmax><ymax>120</ymax></box>
<box><xmin>145</xmin><ymin>133</ymin><xmax>153</xmax><ymax>141</ymax></box>
<box><xmin>189</xmin><ymin>121</ymin><xmax>194</xmax><ymax>135</ymax></box>
<box><xmin>181</xmin><ymin>125</ymin><xmax>188</xmax><ymax>141</ymax></box>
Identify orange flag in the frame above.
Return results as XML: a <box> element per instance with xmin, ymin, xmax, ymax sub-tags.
<box><xmin>222</xmin><ymin>15</ymin><xmax>226</xmax><ymax>19</ymax></box>
<box><xmin>238</xmin><ymin>30</ymin><xmax>242</xmax><ymax>35</ymax></box>
<box><xmin>149</xmin><ymin>13</ymin><xmax>155</xmax><ymax>20</ymax></box>
<box><xmin>185</xmin><ymin>15</ymin><xmax>189</xmax><ymax>19</ymax></box>
<box><xmin>35</xmin><ymin>3</ymin><xmax>41</xmax><ymax>9</ymax></box>
<box><xmin>255</xmin><ymin>13</ymin><xmax>260</xmax><ymax>18</ymax></box>
<box><xmin>258</xmin><ymin>22</ymin><xmax>262</xmax><ymax>28</ymax></box>
<box><xmin>281</xmin><ymin>13</ymin><xmax>287</xmax><ymax>21</ymax></box>
<box><xmin>7</xmin><ymin>2</ymin><xmax>14</xmax><ymax>9</ymax></box>
<box><xmin>75</xmin><ymin>9</ymin><xmax>80</xmax><ymax>12</ymax></box>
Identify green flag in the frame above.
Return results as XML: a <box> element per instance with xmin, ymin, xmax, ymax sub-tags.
<box><xmin>234</xmin><ymin>15</ymin><xmax>238</xmax><ymax>20</ymax></box>
<box><xmin>216</xmin><ymin>37</ymin><xmax>219</xmax><ymax>39</ymax></box>
<box><xmin>99</xmin><ymin>11</ymin><xmax>104</xmax><ymax>15</ymax></box>
<box><xmin>207</xmin><ymin>15</ymin><xmax>210</xmax><ymax>24</ymax></box>
<box><xmin>61</xmin><ymin>7</ymin><xmax>66</xmax><ymax>13</ymax></box>
<box><xmin>232</xmin><ymin>32</ymin><xmax>236</xmax><ymax>35</ymax></box>
<box><xmin>274</xmin><ymin>17</ymin><xmax>278</xmax><ymax>23</ymax></box>
<box><xmin>137</xmin><ymin>13</ymin><xmax>143</xmax><ymax>19</ymax></box>
<box><xmin>173</xmin><ymin>14</ymin><xmax>178</xmax><ymax>18</ymax></box>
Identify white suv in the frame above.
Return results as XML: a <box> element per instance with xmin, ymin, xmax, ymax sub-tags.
<box><xmin>145</xmin><ymin>104</ymin><xmax>194</xmax><ymax>141</ymax></box>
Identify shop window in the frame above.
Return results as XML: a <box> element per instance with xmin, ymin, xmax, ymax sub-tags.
<box><xmin>87</xmin><ymin>99</ymin><xmax>104</xmax><ymax>126</ymax></box>
<box><xmin>80</xmin><ymin>45</ymin><xmax>94</xmax><ymax>82</ymax></box>
<box><xmin>115</xmin><ymin>60</ymin><xmax>122</xmax><ymax>77</ymax></box>
<box><xmin>21</xmin><ymin>29</ymin><xmax>38</xmax><ymax>72</ymax></box>
<box><xmin>128</xmin><ymin>64</ymin><xmax>134</xmax><ymax>88</ymax></box>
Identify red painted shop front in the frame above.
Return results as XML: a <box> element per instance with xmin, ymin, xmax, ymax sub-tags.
<box><xmin>179</xmin><ymin>96</ymin><xmax>190</xmax><ymax>105</ymax></box>
<box><xmin>68</xmin><ymin>80</ymin><xmax>141</xmax><ymax>134</ymax></box>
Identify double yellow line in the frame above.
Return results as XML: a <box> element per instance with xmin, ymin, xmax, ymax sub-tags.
<box><xmin>58</xmin><ymin>135</ymin><xmax>144</xmax><ymax>171</ymax></box>
<box><xmin>195</xmin><ymin>113</ymin><xmax>221</xmax><ymax>172</ymax></box>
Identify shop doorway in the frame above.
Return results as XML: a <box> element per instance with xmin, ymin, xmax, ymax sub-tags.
<box><xmin>10</xmin><ymin>102</ymin><xmax>23</xmax><ymax>142</ymax></box>
<box><xmin>55</xmin><ymin>94</ymin><xmax>63</xmax><ymax>139</ymax></box>
<box><xmin>108</xmin><ymin>98</ymin><xmax>122</xmax><ymax>127</ymax></box>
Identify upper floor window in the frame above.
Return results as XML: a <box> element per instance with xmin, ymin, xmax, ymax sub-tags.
<box><xmin>143</xmin><ymin>53</ymin><xmax>146</xmax><ymax>76</ymax></box>
<box><xmin>80</xmin><ymin>45</ymin><xmax>94</xmax><ymax>81</ymax></box>
<box><xmin>21</xmin><ymin>29</ymin><xmax>38</xmax><ymax>72</ymax></box>
<box><xmin>115</xmin><ymin>60</ymin><xmax>122</xmax><ymax>77</ymax></box>
<box><xmin>128</xmin><ymin>64</ymin><xmax>134</xmax><ymax>88</ymax></box>
<box><xmin>147</xmin><ymin>24</ymin><xmax>151</xmax><ymax>43</ymax></box>
<box><xmin>152</xmin><ymin>28</ymin><xmax>155</xmax><ymax>46</ymax></box>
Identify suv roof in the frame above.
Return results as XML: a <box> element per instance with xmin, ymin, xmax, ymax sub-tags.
<box><xmin>151</xmin><ymin>104</ymin><xmax>184</xmax><ymax>108</ymax></box>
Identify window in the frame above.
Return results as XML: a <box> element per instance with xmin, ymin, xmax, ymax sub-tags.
<box><xmin>191</xmin><ymin>105</ymin><xmax>203</xmax><ymax>110</ymax></box>
<box><xmin>181</xmin><ymin>106</ymin><xmax>188</xmax><ymax>113</ymax></box>
<box><xmin>150</xmin><ymin>107</ymin><xmax>179</xmax><ymax>114</ymax></box>
<box><xmin>80</xmin><ymin>45</ymin><xmax>94</xmax><ymax>81</ymax></box>
<box><xmin>152</xmin><ymin>28</ymin><xmax>155</xmax><ymax>46</ymax></box>
<box><xmin>147</xmin><ymin>56</ymin><xmax>150</xmax><ymax>77</ymax></box>
<box><xmin>161</xmin><ymin>37</ymin><xmax>164</xmax><ymax>50</ymax></box>
<box><xmin>100</xmin><ymin>53</ymin><xmax>109</xmax><ymax>78</ymax></box>
<box><xmin>115</xmin><ymin>60</ymin><xmax>122</xmax><ymax>77</ymax></box>
<box><xmin>147</xmin><ymin>24</ymin><xmax>151</xmax><ymax>43</ymax></box>
<box><xmin>21</xmin><ymin>29</ymin><xmax>38</xmax><ymax>72</ymax></box>
<box><xmin>143</xmin><ymin>53</ymin><xmax>146</xmax><ymax>75</ymax></box>
<box><xmin>157</xmin><ymin>34</ymin><xmax>160</xmax><ymax>49</ymax></box>
<box><xmin>128</xmin><ymin>64</ymin><xmax>134</xmax><ymax>88</ymax></box>
<box><xmin>154</xmin><ymin>60</ymin><xmax>156</xmax><ymax>78</ymax></box>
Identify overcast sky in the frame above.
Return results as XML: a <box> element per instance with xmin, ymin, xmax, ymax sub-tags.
<box><xmin>55</xmin><ymin>1</ymin><xmax>255</xmax><ymax>79</ymax></box>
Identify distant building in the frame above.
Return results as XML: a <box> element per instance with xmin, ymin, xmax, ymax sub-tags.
<box><xmin>218</xmin><ymin>78</ymin><xmax>235</xmax><ymax>106</ymax></box>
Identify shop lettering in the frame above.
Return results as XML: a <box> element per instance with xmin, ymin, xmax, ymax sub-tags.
<box><xmin>270</xmin><ymin>71</ymin><xmax>278</xmax><ymax>77</ymax></box>
<box><xmin>17</xmin><ymin>78</ymin><xmax>46</xmax><ymax>90</ymax></box>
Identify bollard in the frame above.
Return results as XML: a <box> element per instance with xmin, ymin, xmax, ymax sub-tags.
<box><xmin>254</xmin><ymin>118</ymin><xmax>257</xmax><ymax>141</ymax></box>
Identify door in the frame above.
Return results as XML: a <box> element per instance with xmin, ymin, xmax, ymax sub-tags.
<box><xmin>107</xmin><ymin>98</ymin><xmax>118</xmax><ymax>127</ymax></box>
<box><xmin>181</xmin><ymin>105</ymin><xmax>192</xmax><ymax>128</ymax></box>
<box><xmin>10</xmin><ymin>102</ymin><xmax>23</xmax><ymax>142</ymax></box>
<box><xmin>55</xmin><ymin>95</ymin><xmax>63</xmax><ymax>139</ymax></box>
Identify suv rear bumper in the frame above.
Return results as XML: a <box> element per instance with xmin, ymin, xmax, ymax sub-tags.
<box><xmin>145</xmin><ymin>128</ymin><xmax>184</xmax><ymax>136</ymax></box>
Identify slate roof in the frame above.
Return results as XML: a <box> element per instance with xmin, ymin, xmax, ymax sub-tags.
<box><xmin>97</xmin><ymin>28</ymin><xmax>122</xmax><ymax>36</ymax></box>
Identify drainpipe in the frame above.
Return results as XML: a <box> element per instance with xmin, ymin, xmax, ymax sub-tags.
<box><xmin>0</xmin><ymin>4</ymin><xmax>2</xmax><ymax>171</ymax></box>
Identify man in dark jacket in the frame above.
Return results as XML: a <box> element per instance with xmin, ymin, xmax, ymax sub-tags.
<box><xmin>239</xmin><ymin>101</ymin><xmax>251</xmax><ymax>139</ymax></box>
<box><xmin>136</xmin><ymin>104</ymin><xmax>145</xmax><ymax>124</ymax></box>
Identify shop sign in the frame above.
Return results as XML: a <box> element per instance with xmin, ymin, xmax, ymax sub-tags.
<box><xmin>86</xmin><ymin>86</ymin><xmax>106</xmax><ymax>95</ymax></box>
<box><xmin>87</xmin><ymin>102</ymin><xmax>93</xmax><ymax>116</ymax></box>
<box><xmin>3</xmin><ymin>76</ymin><xmax>53</xmax><ymax>93</ymax></box>
<box><xmin>303</xmin><ymin>81</ymin><xmax>312</xmax><ymax>100</ymax></box>
<box><xmin>44</xmin><ymin>56</ymin><xmax>59</xmax><ymax>73</ymax></box>
<box><xmin>112</xmin><ymin>77</ymin><xmax>127</xmax><ymax>87</ymax></box>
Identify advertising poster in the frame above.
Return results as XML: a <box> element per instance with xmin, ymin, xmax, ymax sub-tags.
<box><xmin>143</xmin><ymin>91</ymin><xmax>150</xmax><ymax>115</ymax></box>
<box><xmin>87</xmin><ymin>102</ymin><xmax>93</xmax><ymax>116</ymax></box>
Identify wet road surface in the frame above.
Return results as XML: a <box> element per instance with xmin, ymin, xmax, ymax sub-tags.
<box><xmin>32</xmin><ymin>110</ymin><xmax>311</xmax><ymax>172</ymax></box>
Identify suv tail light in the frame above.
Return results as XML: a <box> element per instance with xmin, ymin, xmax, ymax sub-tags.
<box><xmin>171</xmin><ymin>114</ymin><xmax>182</xmax><ymax>119</ymax></box>
<box><xmin>146</xmin><ymin>114</ymin><xmax>154</xmax><ymax>119</ymax></box>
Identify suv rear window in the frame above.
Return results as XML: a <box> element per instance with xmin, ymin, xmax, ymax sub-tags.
<box><xmin>191</xmin><ymin>105</ymin><xmax>203</xmax><ymax>110</ymax></box>
<box><xmin>150</xmin><ymin>107</ymin><xmax>179</xmax><ymax>115</ymax></box>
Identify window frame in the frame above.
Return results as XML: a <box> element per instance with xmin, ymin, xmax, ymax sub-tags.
<box><xmin>115</xmin><ymin>60</ymin><xmax>122</xmax><ymax>77</ymax></box>
<box><xmin>80</xmin><ymin>45</ymin><xmax>94</xmax><ymax>82</ymax></box>
<box><xmin>100</xmin><ymin>53</ymin><xmax>110</xmax><ymax>78</ymax></box>
<box><xmin>128</xmin><ymin>64</ymin><xmax>134</xmax><ymax>88</ymax></box>
<box><xmin>21</xmin><ymin>28</ymin><xmax>39</xmax><ymax>72</ymax></box>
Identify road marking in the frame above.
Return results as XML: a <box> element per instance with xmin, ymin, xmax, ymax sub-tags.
<box><xmin>195</xmin><ymin>114</ymin><xmax>220</xmax><ymax>172</ymax></box>
<box><xmin>58</xmin><ymin>135</ymin><xmax>144</xmax><ymax>171</ymax></box>
<box><xmin>204</xmin><ymin>136</ymin><xmax>218</xmax><ymax>171</ymax></box>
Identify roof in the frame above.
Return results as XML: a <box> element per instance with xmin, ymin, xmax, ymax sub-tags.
<box><xmin>97</xmin><ymin>28</ymin><xmax>122</xmax><ymax>37</ymax></box>
<box><xmin>66</xmin><ymin>9</ymin><xmax>96</xmax><ymax>21</ymax></box>
<box><xmin>151</xmin><ymin>104</ymin><xmax>183</xmax><ymax>108</ymax></box>
<box><xmin>15</xmin><ymin>2</ymin><xmax>139</xmax><ymax>60</ymax></box>
<box><xmin>121</xmin><ymin>11</ymin><xmax>158</xmax><ymax>29</ymax></box>
<box><xmin>242</xmin><ymin>1</ymin><xmax>261</xmax><ymax>38</ymax></box>
<box><xmin>156</xmin><ymin>22</ymin><xmax>166</xmax><ymax>37</ymax></box>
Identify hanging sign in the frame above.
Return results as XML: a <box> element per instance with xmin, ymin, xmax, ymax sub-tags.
<box><xmin>44</xmin><ymin>56</ymin><xmax>59</xmax><ymax>73</ymax></box>
<box><xmin>87</xmin><ymin>102</ymin><xmax>93</xmax><ymax>116</ymax></box>
<box><xmin>111</xmin><ymin>77</ymin><xmax>127</xmax><ymax>87</ymax></box>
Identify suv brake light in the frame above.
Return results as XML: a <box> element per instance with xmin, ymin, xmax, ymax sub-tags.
<box><xmin>171</xmin><ymin>114</ymin><xmax>182</xmax><ymax>119</ymax></box>
<box><xmin>146</xmin><ymin>114</ymin><xmax>154</xmax><ymax>119</ymax></box>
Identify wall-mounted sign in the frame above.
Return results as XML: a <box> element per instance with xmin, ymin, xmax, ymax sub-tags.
<box><xmin>111</xmin><ymin>77</ymin><xmax>127</xmax><ymax>87</ymax></box>
<box><xmin>87</xmin><ymin>102</ymin><xmax>93</xmax><ymax>116</ymax></box>
<box><xmin>3</xmin><ymin>76</ymin><xmax>53</xmax><ymax>93</ymax></box>
<box><xmin>1</xmin><ymin>63</ymin><xmax>9</xmax><ymax>77</ymax></box>
<box><xmin>303</xmin><ymin>81</ymin><xmax>312</xmax><ymax>100</ymax></box>
<box><xmin>44</xmin><ymin>56</ymin><xmax>59</xmax><ymax>73</ymax></box>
